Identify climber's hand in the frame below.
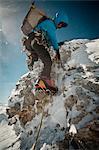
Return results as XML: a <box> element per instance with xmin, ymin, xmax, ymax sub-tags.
<box><xmin>53</xmin><ymin>50</ymin><xmax>61</xmax><ymax>63</ymax></box>
<box><xmin>58</xmin><ymin>41</ymin><xmax>64</xmax><ymax>46</ymax></box>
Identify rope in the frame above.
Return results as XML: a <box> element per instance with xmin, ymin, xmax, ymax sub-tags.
<box><xmin>31</xmin><ymin>108</ymin><xmax>44</xmax><ymax>150</ymax></box>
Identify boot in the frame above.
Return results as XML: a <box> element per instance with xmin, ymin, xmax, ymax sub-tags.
<box><xmin>35</xmin><ymin>78</ymin><xmax>58</xmax><ymax>94</ymax></box>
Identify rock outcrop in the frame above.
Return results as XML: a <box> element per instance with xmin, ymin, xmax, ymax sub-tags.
<box><xmin>1</xmin><ymin>39</ymin><xmax>99</xmax><ymax>150</ymax></box>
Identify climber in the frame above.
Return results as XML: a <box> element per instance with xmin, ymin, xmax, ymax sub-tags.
<box><xmin>21</xmin><ymin>4</ymin><xmax>68</xmax><ymax>92</ymax></box>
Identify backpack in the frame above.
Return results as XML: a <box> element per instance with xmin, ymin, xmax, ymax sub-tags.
<box><xmin>21</xmin><ymin>4</ymin><xmax>47</xmax><ymax>36</ymax></box>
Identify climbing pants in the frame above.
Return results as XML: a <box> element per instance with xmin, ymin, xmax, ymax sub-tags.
<box><xmin>31</xmin><ymin>40</ymin><xmax>52</xmax><ymax>79</ymax></box>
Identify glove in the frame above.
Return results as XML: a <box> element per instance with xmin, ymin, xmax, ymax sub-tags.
<box><xmin>56</xmin><ymin>51</ymin><xmax>60</xmax><ymax>60</ymax></box>
<box><xmin>58</xmin><ymin>41</ymin><xmax>64</xmax><ymax>46</ymax></box>
<box><xmin>53</xmin><ymin>50</ymin><xmax>61</xmax><ymax>62</ymax></box>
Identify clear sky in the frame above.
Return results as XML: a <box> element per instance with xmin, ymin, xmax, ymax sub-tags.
<box><xmin>0</xmin><ymin>0</ymin><xmax>99</xmax><ymax>103</ymax></box>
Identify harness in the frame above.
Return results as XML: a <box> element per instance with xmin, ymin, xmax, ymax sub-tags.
<box><xmin>30</xmin><ymin>29</ymin><xmax>50</xmax><ymax>50</ymax></box>
<box><xmin>25</xmin><ymin>17</ymin><xmax>53</xmax><ymax>51</ymax></box>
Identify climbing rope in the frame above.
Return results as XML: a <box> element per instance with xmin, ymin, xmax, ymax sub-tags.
<box><xmin>31</xmin><ymin>108</ymin><xmax>44</xmax><ymax>150</ymax></box>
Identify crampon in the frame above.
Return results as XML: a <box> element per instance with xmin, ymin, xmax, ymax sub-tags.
<box><xmin>35</xmin><ymin>79</ymin><xmax>58</xmax><ymax>95</ymax></box>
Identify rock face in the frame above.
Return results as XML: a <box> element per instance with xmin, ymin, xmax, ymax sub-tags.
<box><xmin>58</xmin><ymin>119</ymin><xmax>99</xmax><ymax>150</ymax></box>
<box><xmin>3</xmin><ymin>39</ymin><xmax>99</xmax><ymax>150</ymax></box>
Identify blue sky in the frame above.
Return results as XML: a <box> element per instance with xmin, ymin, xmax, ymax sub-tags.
<box><xmin>0</xmin><ymin>0</ymin><xmax>99</xmax><ymax>103</ymax></box>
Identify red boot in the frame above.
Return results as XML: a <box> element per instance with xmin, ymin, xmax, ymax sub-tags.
<box><xmin>35</xmin><ymin>78</ymin><xmax>58</xmax><ymax>94</ymax></box>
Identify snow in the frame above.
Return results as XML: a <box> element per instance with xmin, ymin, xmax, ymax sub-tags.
<box><xmin>40</xmin><ymin>143</ymin><xmax>59</xmax><ymax>150</ymax></box>
<box><xmin>20</xmin><ymin>72</ymin><xmax>31</xmax><ymax>79</ymax></box>
<box><xmin>0</xmin><ymin>123</ymin><xmax>20</xmax><ymax>149</ymax></box>
<box><xmin>85</xmin><ymin>39</ymin><xmax>99</xmax><ymax>64</ymax></box>
<box><xmin>67</xmin><ymin>44</ymin><xmax>93</xmax><ymax>68</ymax></box>
<box><xmin>0</xmin><ymin>39</ymin><xmax>99</xmax><ymax>149</ymax></box>
<box><xmin>48</xmin><ymin>95</ymin><xmax>66</xmax><ymax>128</ymax></box>
<box><xmin>0</xmin><ymin>104</ymin><xmax>7</xmax><ymax>114</ymax></box>
<box><xmin>0</xmin><ymin>105</ymin><xmax>20</xmax><ymax>150</ymax></box>
<box><xmin>40</xmin><ymin>143</ymin><xmax>48</xmax><ymax>150</ymax></box>
<box><xmin>69</xmin><ymin>124</ymin><xmax>77</xmax><ymax>135</ymax></box>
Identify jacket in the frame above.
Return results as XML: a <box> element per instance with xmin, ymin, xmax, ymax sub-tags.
<box><xmin>32</xmin><ymin>11</ymin><xmax>68</xmax><ymax>52</ymax></box>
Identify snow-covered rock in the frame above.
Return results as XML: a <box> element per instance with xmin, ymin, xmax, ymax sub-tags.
<box><xmin>0</xmin><ymin>104</ymin><xmax>20</xmax><ymax>150</ymax></box>
<box><xmin>85</xmin><ymin>39</ymin><xmax>99</xmax><ymax>64</ymax></box>
<box><xmin>1</xmin><ymin>39</ymin><xmax>99</xmax><ymax>150</ymax></box>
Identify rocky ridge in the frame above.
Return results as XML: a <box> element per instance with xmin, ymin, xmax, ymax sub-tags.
<box><xmin>0</xmin><ymin>39</ymin><xmax>99</xmax><ymax>150</ymax></box>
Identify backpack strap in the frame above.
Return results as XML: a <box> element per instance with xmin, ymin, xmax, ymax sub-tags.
<box><xmin>31</xmin><ymin>4</ymin><xmax>46</xmax><ymax>17</ymax></box>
